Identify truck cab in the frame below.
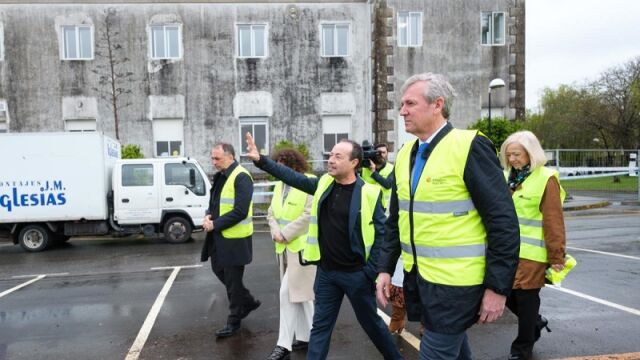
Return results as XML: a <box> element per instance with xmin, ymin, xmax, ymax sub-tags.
<box><xmin>112</xmin><ymin>158</ymin><xmax>211</xmax><ymax>243</ymax></box>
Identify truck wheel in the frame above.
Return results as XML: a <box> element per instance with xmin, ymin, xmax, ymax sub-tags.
<box><xmin>18</xmin><ymin>225</ymin><xmax>51</xmax><ymax>252</ymax></box>
<box><xmin>163</xmin><ymin>217</ymin><xmax>192</xmax><ymax>244</ymax></box>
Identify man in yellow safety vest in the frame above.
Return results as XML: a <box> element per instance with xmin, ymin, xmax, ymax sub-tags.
<box><xmin>376</xmin><ymin>73</ymin><xmax>520</xmax><ymax>360</ymax></box>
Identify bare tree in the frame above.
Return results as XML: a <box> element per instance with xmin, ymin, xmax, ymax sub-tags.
<box><xmin>595</xmin><ymin>56</ymin><xmax>640</xmax><ymax>149</ymax></box>
<box><xmin>91</xmin><ymin>8</ymin><xmax>134</xmax><ymax>140</ymax></box>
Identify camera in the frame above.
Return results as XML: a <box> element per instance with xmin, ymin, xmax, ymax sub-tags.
<box><xmin>361</xmin><ymin>140</ymin><xmax>384</xmax><ymax>168</ymax></box>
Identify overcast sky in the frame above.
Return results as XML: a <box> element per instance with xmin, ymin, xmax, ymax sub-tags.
<box><xmin>526</xmin><ymin>0</ymin><xmax>640</xmax><ymax>110</ymax></box>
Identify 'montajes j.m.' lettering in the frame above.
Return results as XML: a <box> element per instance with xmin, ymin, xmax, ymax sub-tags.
<box><xmin>0</xmin><ymin>179</ymin><xmax>67</xmax><ymax>212</ymax></box>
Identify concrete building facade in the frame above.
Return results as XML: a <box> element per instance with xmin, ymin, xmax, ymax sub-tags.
<box><xmin>373</xmin><ymin>0</ymin><xmax>525</xmax><ymax>151</ymax></box>
<box><xmin>0</xmin><ymin>0</ymin><xmax>524</xmax><ymax>169</ymax></box>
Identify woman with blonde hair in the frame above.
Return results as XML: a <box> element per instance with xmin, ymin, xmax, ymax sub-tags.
<box><xmin>500</xmin><ymin>131</ymin><xmax>567</xmax><ymax>360</ymax></box>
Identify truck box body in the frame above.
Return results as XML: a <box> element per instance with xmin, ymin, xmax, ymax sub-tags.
<box><xmin>0</xmin><ymin>132</ymin><xmax>120</xmax><ymax>223</ymax></box>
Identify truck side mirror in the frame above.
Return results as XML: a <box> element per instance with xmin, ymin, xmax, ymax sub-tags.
<box><xmin>188</xmin><ymin>168</ymin><xmax>196</xmax><ymax>187</ymax></box>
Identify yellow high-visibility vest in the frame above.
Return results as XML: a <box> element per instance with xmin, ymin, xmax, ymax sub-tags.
<box><xmin>395</xmin><ymin>129</ymin><xmax>487</xmax><ymax>286</ymax></box>
<box><xmin>508</xmin><ymin>166</ymin><xmax>566</xmax><ymax>263</ymax></box>
<box><xmin>303</xmin><ymin>174</ymin><xmax>380</xmax><ymax>262</ymax></box>
<box><xmin>220</xmin><ymin>165</ymin><xmax>253</xmax><ymax>238</ymax></box>
<box><xmin>361</xmin><ymin>162</ymin><xmax>394</xmax><ymax>208</ymax></box>
<box><xmin>270</xmin><ymin>174</ymin><xmax>316</xmax><ymax>254</ymax></box>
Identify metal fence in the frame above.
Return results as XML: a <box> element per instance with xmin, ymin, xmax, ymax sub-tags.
<box><xmin>545</xmin><ymin>149</ymin><xmax>639</xmax><ymax>202</ymax></box>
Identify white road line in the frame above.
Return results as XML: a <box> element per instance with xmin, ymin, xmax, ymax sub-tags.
<box><xmin>548</xmin><ymin>285</ymin><xmax>640</xmax><ymax>316</ymax></box>
<box><xmin>125</xmin><ymin>267</ymin><xmax>181</xmax><ymax>360</ymax></box>
<box><xmin>567</xmin><ymin>246</ymin><xmax>640</xmax><ymax>261</ymax></box>
<box><xmin>0</xmin><ymin>274</ymin><xmax>46</xmax><ymax>298</ymax></box>
<box><xmin>150</xmin><ymin>264</ymin><xmax>202</xmax><ymax>271</ymax></box>
<box><xmin>12</xmin><ymin>272</ymin><xmax>69</xmax><ymax>279</ymax></box>
<box><xmin>377</xmin><ymin>309</ymin><xmax>421</xmax><ymax>350</ymax></box>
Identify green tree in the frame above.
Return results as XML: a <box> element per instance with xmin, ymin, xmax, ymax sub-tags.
<box><xmin>121</xmin><ymin>144</ymin><xmax>144</xmax><ymax>159</ymax></box>
<box><xmin>272</xmin><ymin>140</ymin><xmax>310</xmax><ymax>160</ymax></box>
<box><xmin>467</xmin><ymin>117</ymin><xmax>523</xmax><ymax>148</ymax></box>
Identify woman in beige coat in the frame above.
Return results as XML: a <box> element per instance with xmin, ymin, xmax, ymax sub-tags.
<box><xmin>265</xmin><ymin>148</ymin><xmax>317</xmax><ymax>360</ymax></box>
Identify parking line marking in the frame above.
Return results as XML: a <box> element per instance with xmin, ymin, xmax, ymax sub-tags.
<box><xmin>551</xmin><ymin>352</ymin><xmax>640</xmax><ymax>360</ymax></box>
<box><xmin>548</xmin><ymin>286</ymin><xmax>640</xmax><ymax>316</ymax></box>
<box><xmin>377</xmin><ymin>309</ymin><xmax>421</xmax><ymax>350</ymax></box>
<box><xmin>0</xmin><ymin>274</ymin><xmax>46</xmax><ymax>299</ymax></box>
<box><xmin>12</xmin><ymin>272</ymin><xmax>69</xmax><ymax>279</ymax></box>
<box><xmin>150</xmin><ymin>264</ymin><xmax>202</xmax><ymax>271</ymax></box>
<box><xmin>567</xmin><ymin>246</ymin><xmax>640</xmax><ymax>261</ymax></box>
<box><xmin>125</xmin><ymin>267</ymin><xmax>181</xmax><ymax>360</ymax></box>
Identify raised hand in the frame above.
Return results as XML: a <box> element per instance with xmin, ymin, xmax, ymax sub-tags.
<box><xmin>244</xmin><ymin>132</ymin><xmax>260</xmax><ymax>161</ymax></box>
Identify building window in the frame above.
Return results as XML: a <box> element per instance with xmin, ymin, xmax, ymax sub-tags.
<box><xmin>237</xmin><ymin>24</ymin><xmax>267</xmax><ymax>58</ymax></box>
<box><xmin>164</xmin><ymin>163</ymin><xmax>206</xmax><ymax>196</ymax></box>
<box><xmin>321</xmin><ymin>23</ymin><xmax>349</xmax><ymax>57</ymax></box>
<box><xmin>151</xmin><ymin>25</ymin><xmax>181</xmax><ymax>59</ymax></box>
<box><xmin>122</xmin><ymin>164</ymin><xmax>154</xmax><ymax>187</ymax></box>
<box><xmin>322</xmin><ymin>115</ymin><xmax>351</xmax><ymax>153</ymax></box>
<box><xmin>398</xmin><ymin>12</ymin><xmax>422</xmax><ymax>47</ymax></box>
<box><xmin>152</xmin><ymin>119</ymin><xmax>184</xmax><ymax>157</ymax></box>
<box><xmin>62</xmin><ymin>25</ymin><xmax>93</xmax><ymax>60</ymax></box>
<box><xmin>240</xmin><ymin>117</ymin><xmax>268</xmax><ymax>155</ymax></box>
<box><xmin>0</xmin><ymin>100</ymin><xmax>8</xmax><ymax>133</ymax></box>
<box><xmin>64</xmin><ymin>119</ymin><xmax>96</xmax><ymax>132</ymax></box>
<box><xmin>481</xmin><ymin>12</ymin><xmax>505</xmax><ymax>46</ymax></box>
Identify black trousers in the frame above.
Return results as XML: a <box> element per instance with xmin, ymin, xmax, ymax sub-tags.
<box><xmin>210</xmin><ymin>259</ymin><xmax>256</xmax><ymax>326</ymax></box>
<box><xmin>506</xmin><ymin>288</ymin><xmax>541</xmax><ymax>358</ymax></box>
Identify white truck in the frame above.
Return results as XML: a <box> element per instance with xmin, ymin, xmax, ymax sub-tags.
<box><xmin>0</xmin><ymin>132</ymin><xmax>212</xmax><ymax>252</ymax></box>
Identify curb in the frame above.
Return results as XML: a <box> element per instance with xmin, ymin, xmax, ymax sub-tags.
<box><xmin>563</xmin><ymin>201</ymin><xmax>611</xmax><ymax>211</ymax></box>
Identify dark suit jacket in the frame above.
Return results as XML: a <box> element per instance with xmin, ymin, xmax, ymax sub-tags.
<box><xmin>255</xmin><ymin>155</ymin><xmax>386</xmax><ymax>280</ymax></box>
<box><xmin>200</xmin><ymin>161</ymin><xmax>254</xmax><ymax>267</ymax></box>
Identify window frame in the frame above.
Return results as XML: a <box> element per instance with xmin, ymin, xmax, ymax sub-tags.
<box><xmin>122</xmin><ymin>164</ymin><xmax>154</xmax><ymax>187</ymax></box>
<box><xmin>155</xmin><ymin>140</ymin><xmax>183</xmax><ymax>157</ymax></box>
<box><xmin>236</xmin><ymin>23</ymin><xmax>268</xmax><ymax>59</ymax></box>
<box><xmin>64</xmin><ymin>118</ymin><xmax>97</xmax><ymax>133</ymax></box>
<box><xmin>164</xmin><ymin>162</ymin><xmax>206</xmax><ymax>196</ymax></box>
<box><xmin>320</xmin><ymin>22</ymin><xmax>350</xmax><ymax>58</ymax></box>
<box><xmin>239</xmin><ymin>117</ymin><xmax>269</xmax><ymax>156</ymax></box>
<box><xmin>322</xmin><ymin>115</ymin><xmax>351</xmax><ymax>154</ymax></box>
<box><xmin>61</xmin><ymin>25</ymin><xmax>94</xmax><ymax>61</ymax></box>
<box><xmin>480</xmin><ymin>11</ymin><xmax>506</xmax><ymax>46</ymax></box>
<box><xmin>397</xmin><ymin>11</ymin><xmax>423</xmax><ymax>47</ymax></box>
<box><xmin>150</xmin><ymin>24</ymin><xmax>183</xmax><ymax>60</ymax></box>
<box><xmin>0</xmin><ymin>100</ymin><xmax>8</xmax><ymax>133</ymax></box>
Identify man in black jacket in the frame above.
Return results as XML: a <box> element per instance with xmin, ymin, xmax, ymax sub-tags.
<box><xmin>246</xmin><ymin>133</ymin><xmax>403</xmax><ymax>360</ymax></box>
<box><xmin>376</xmin><ymin>73</ymin><xmax>519</xmax><ymax>360</ymax></box>
<box><xmin>201</xmin><ymin>142</ymin><xmax>260</xmax><ymax>338</ymax></box>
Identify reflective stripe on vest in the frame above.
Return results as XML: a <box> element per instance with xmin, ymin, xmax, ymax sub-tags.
<box><xmin>361</xmin><ymin>163</ymin><xmax>394</xmax><ymax>208</ymax></box>
<box><xmin>220</xmin><ymin>165</ymin><xmax>254</xmax><ymax>238</ymax></box>
<box><xmin>270</xmin><ymin>175</ymin><xmax>315</xmax><ymax>254</ymax></box>
<box><xmin>395</xmin><ymin>129</ymin><xmax>487</xmax><ymax>286</ymax></box>
<box><xmin>303</xmin><ymin>174</ymin><xmax>379</xmax><ymax>263</ymax></box>
<box><xmin>509</xmin><ymin>166</ymin><xmax>566</xmax><ymax>263</ymax></box>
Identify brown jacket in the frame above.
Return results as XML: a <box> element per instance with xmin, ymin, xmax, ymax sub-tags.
<box><xmin>512</xmin><ymin>176</ymin><xmax>566</xmax><ymax>289</ymax></box>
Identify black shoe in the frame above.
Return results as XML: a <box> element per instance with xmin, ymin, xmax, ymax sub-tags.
<box><xmin>240</xmin><ymin>299</ymin><xmax>261</xmax><ymax>320</ymax></box>
<box><xmin>215</xmin><ymin>323</ymin><xmax>240</xmax><ymax>338</ymax></box>
<box><xmin>291</xmin><ymin>340</ymin><xmax>309</xmax><ymax>351</ymax></box>
<box><xmin>534</xmin><ymin>315</ymin><xmax>551</xmax><ymax>342</ymax></box>
<box><xmin>508</xmin><ymin>354</ymin><xmax>524</xmax><ymax>360</ymax></box>
<box><xmin>266</xmin><ymin>346</ymin><xmax>290</xmax><ymax>360</ymax></box>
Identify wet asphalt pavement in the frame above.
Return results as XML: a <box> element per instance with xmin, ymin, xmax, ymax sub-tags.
<box><xmin>1</xmin><ymin>211</ymin><xmax>639</xmax><ymax>360</ymax></box>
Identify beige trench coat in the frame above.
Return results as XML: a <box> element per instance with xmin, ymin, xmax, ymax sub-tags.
<box><xmin>267</xmin><ymin>185</ymin><xmax>316</xmax><ymax>303</ymax></box>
